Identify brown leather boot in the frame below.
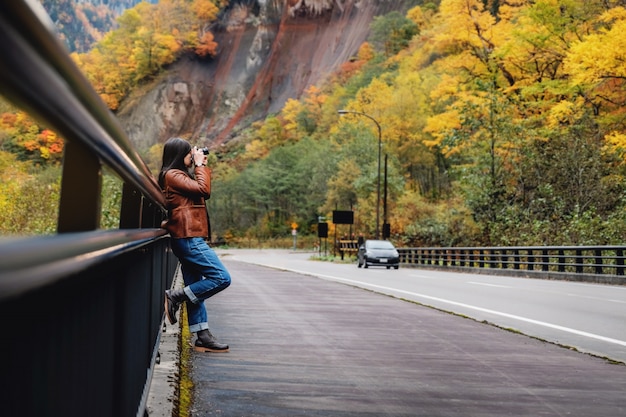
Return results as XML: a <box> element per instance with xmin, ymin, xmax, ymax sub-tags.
<box><xmin>195</xmin><ymin>329</ymin><xmax>229</xmax><ymax>352</ymax></box>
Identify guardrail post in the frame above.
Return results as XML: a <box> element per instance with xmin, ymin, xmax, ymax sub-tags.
<box><xmin>595</xmin><ymin>249</ymin><xmax>603</xmax><ymax>274</ymax></box>
<box><xmin>120</xmin><ymin>183</ymin><xmax>143</xmax><ymax>229</ymax></box>
<box><xmin>528</xmin><ymin>250</ymin><xmax>534</xmax><ymax>271</ymax></box>
<box><xmin>558</xmin><ymin>249</ymin><xmax>565</xmax><ymax>272</ymax></box>
<box><xmin>144</xmin><ymin>199</ymin><xmax>164</xmax><ymax>228</ymax></box>
<box><xmin>58</xmin><ymin>141</ymin><xmax>102</xmax><ymax>232</ymax></box>
<box><xmin>514</xmin><ymin>249</ymin><xmax>520</xmax><ymax>270</ymax></box>
<box><xmin>576</xmin><ymin>249</ymin><xmax>583</xmax><ymax>273</ymax></box>
<box><xmin>617</xmin><ymin>249</ymin><xmax>624</xmax><ymax>276</ymax></box>
<box><xmin>542</xmin><ymin>249</ymin><xmax>549</xmax><ymax>271</ymax></box>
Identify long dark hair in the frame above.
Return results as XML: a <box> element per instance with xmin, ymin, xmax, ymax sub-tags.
<box><xmin>158</xmin><ymin>137</ymin><xmax>191</xmax><ymax>188</ymax></box>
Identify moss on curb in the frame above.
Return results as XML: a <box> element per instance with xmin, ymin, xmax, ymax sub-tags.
<box><xmin>175</xmin><ymin>304</ymin><xmax>194</xmax><ymax>417</ymax></box>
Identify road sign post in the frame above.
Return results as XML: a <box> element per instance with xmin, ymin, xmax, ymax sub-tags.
<box><xmin>291</xmin><ymin>222</ymin><xmax>298</xmax><ymax>250</ymax></box>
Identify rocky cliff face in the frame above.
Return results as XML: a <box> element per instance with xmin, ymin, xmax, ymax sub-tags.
<box><xmin>116</xmin><ymin>0</ymin><xmax>410</xmax><ymax>151</ymax></box>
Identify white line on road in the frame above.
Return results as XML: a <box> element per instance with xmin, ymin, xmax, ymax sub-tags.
<box><xmin>566</xmin><ymin>293</ymin><xmax>626</xmax><ymax>304</ymax></box>
<box><xmin>467</xmin><ymin>281</ymin><xmax>510</xmax><ymax>288</ymax></box>
<box><xmin>296</xmin><ymin>270</ymin><xmax>626</xmax><ymax>349</ymax></box>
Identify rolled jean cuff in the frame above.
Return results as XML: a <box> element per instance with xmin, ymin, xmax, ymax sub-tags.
<box><xmin>184</xmin><ymin>286</ymin><xmax>198</xmax><ymax>304</ymax></box>
<box><xmin>189</xmin><ymin>322</ymin><xmax>209</xmax><ymax>333</ymax></box>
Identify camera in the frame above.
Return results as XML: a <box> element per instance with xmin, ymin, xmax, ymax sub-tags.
<box><xmin>198</xmin><ymin>147</ymin><xmax>210</xmax><ymax>155</ymax></box>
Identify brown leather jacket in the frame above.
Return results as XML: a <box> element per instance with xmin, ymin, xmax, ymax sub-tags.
<box><xmin>161</xmin><ymin>167</ymin><xmax>211</xmax><ymax>239</ymax></box>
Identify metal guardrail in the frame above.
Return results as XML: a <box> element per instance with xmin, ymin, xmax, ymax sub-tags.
<box><xmin>398</xmin><ymin>246</ymin><xmax>626</xmax><ymax>285</ymax></box>
<box><xmin>0</xmin><ymin>2</ymin><xmax>176</xmax><ymax>416</ymax></box>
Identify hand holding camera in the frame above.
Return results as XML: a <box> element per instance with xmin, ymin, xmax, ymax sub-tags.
<box><xmin>193</xmin><ymin>146</ymin><xmax>209</xmax><ymax>167</ymax></box>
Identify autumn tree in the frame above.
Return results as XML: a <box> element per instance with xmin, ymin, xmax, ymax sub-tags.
<box><xmin>210</xmin><ymin>138</ymin><xmax>337</xmax><ymax>239</ymax></box>
<box><xmin>193</xmin><ymin>0</ymin><xmax>220</xmax><ymax>57</ymax></box>
<box><xmin>72</xmin><ymin>0</ymin><xmax>221</xmax><ymax>110</ymax></box>
<box><xmin>0</xmin><ymin>111</ymin><xmax>64</xmax><ymax>164</ymax></box>
<box><xmin>130</xmin><ymin>0</ymin><xmax>626</xmax><ymax>246</ymax></box>
<box><xmin>369</xmin><ymin>11</ymin><xmax>419</xmax><ymax>56</ymax></box>
<box><xmin>564</xmin><ymin>7</ymin><xmax>626</xmax><ymax>158</ymax></box>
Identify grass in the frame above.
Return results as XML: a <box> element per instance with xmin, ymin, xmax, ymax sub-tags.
<box><xmin>175</xmin><ymin>304</ymin><xmax>194</xmax><ymax>417</ymax></box>
<box><xmin>309</xmin><ymin>254</ymin><xmax>356</xmax><ymax>263</ymax></box>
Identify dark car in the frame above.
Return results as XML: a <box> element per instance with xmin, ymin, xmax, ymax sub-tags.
<box><xmin>357</xmin><ymin>239</ymin><xmax>400</xmax><ymax>269</ymax></box>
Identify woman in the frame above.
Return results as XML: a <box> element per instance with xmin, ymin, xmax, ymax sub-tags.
<box><xmin>158</xmin><ymin>137</ymin><xmax>231</xmax><ymax>352</ymax></box>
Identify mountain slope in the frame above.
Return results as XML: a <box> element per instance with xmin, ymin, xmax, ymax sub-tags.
<box><xmin>40</xmin><ymin>0</ymin><xmax>154</xmax><ymax>52</ymax></box>
<box><xmin>116</xmin><ymin>0</ymin><xmax>413</xmax><ymax>151</ymax></box>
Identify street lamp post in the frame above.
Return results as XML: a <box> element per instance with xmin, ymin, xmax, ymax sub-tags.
<box><xmin>338</xmin><ymin>109</ymin><xmax>382</xmax><ymax>239</ymax></box>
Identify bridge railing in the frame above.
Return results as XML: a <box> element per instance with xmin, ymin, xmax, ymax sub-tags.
<box><xmin>0</xmin><ymin>2</ymin><xmax>176</xmax><ymax>416</ymax></box>
<box><xmin>398</xmin><ymin>246</ymin><xmax>626</xmax><ymax>284</ymax></box>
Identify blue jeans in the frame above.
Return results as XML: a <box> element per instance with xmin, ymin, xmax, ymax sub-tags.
<box><xmin>170</xmin><ymin>237</ymin><xmax>231</xmax><ymax>333</ymax></box>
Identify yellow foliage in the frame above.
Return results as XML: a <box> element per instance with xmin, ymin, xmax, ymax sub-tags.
<box><xmin>281</xmin><ymin>98</ymin><xmax>303</xmax><ymax>133</ymax></box>
<box><xmin>604</xmin><ymin>131</ymin><xmax>626</xmax><ymax>162</ymax></box>
<box><xmin>70</xmin><ymin>0</ymin><xmax>221</xmax><ymax>110</ymax></box>
<box><xmin>564</xmin><ymin>7</ymin><xmax>626</xmax><ymax>85</ymax></box>
<box><xmin>429</xmin><ymin>73</ymin><xmax>462</xmax><ymax>101</ymax></box>
<box><xmin>546</xmin><ymin>100</ymin><xmax>577</xmax><ymax>127</ymax></box>
<box><xmin>322</xmin><ymin>158</ymin><xmax>361</xmax><ymax>213</ymax></box>
<box><xmin>357</xmin><ymin>42</ymin><xmax>375</xmax><ymax>62</ymax></box>
<box><xmin>352</xmin><ymin>78</ymin><xmax>392</xmax><ymax>118</ymax></box>
<box><xmin>244</xmin><ymin>139</ymin><xmax>269</xmax><ymax>161</ymax></box>
<box><xmin>304</xmin><ymin>85</ymin><xmax>327</xmax><ymax>109</ymax></box>
<box><xmin>406</xmin><ymin>6</ymin><xmax>426</xmax><ymax>27</ymax></box>
<box><xmin>192</xmin><ymin>0</ymin><xmax>219</xmax><ymax>20</ymax></box>
<box><xmin>424</xmin><ymin>110</ymin><xmax>461</xmax><ymax>153</ymax></box>
<box><xmin>0</xmin><ymin>151</ymin><xmax>32</xmax><ymax>227</ymax></box>
<box><xmin>436</xmin><ymin>0</ymin><xmax>497</xmax><ymax>52</ymax></box>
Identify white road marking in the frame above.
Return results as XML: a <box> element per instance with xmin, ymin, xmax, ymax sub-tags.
<box><xmin>302</xmin><ymin>270</ymin><xmax>626</xmax><ymax>349</ymax></box>
<box><xmin>467</xmin><ymin>281</ymin><xmax>510</xmax><ymax>288</ymax></box>
<box><xmin>566</xmin><ymin>293</ymin><xmax>626</xmax><ymax>304</ymax></box>
<box><xmin>410</xmin><ymin>274</ymin><xmax>438</xmax><ymax>279</ymax></box>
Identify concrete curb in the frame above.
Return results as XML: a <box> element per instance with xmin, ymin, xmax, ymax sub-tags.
<box><xmin>146</xmin><ymin>266</ymin><xmax>182</xmax><ymax>417</ymax></box>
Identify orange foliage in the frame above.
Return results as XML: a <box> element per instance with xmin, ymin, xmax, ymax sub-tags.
<box><xmin>39</xmin><ymin>129</ymin><xmax>64</xmax><ymax>156</ymax></box>
<box><xmin>195</xmin><ymin>31</ymin><xmax>218</xmax><ymax>57</ymax></box>
<box><xmin>337</xmin><ymin>60</ymin><xmax>365</xmax><ymax>83</ymax></box>
<box><xmin>1</xmin><ymin>112</ymin><xmax>17</xmax><ymax>126</ymax></box>
<box><xmin>333</xmin><ymin>42</ymin><xmax>372</xmax><ymax>83</ymax></box>
<box><xmin>0</xmin><ymin>112</ymin><xmax>64</xmax><ymax>163</ymax></box>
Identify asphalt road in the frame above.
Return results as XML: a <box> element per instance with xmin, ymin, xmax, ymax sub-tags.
<box><xmin>220</xmin><ymin>249</ymin><xmax>626</xmax><ymax>364</ymax></box>
<box><xmin>187</xmin><ymin>250</ymin><xmax>626</xmax><ymax>417</ymax></box>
